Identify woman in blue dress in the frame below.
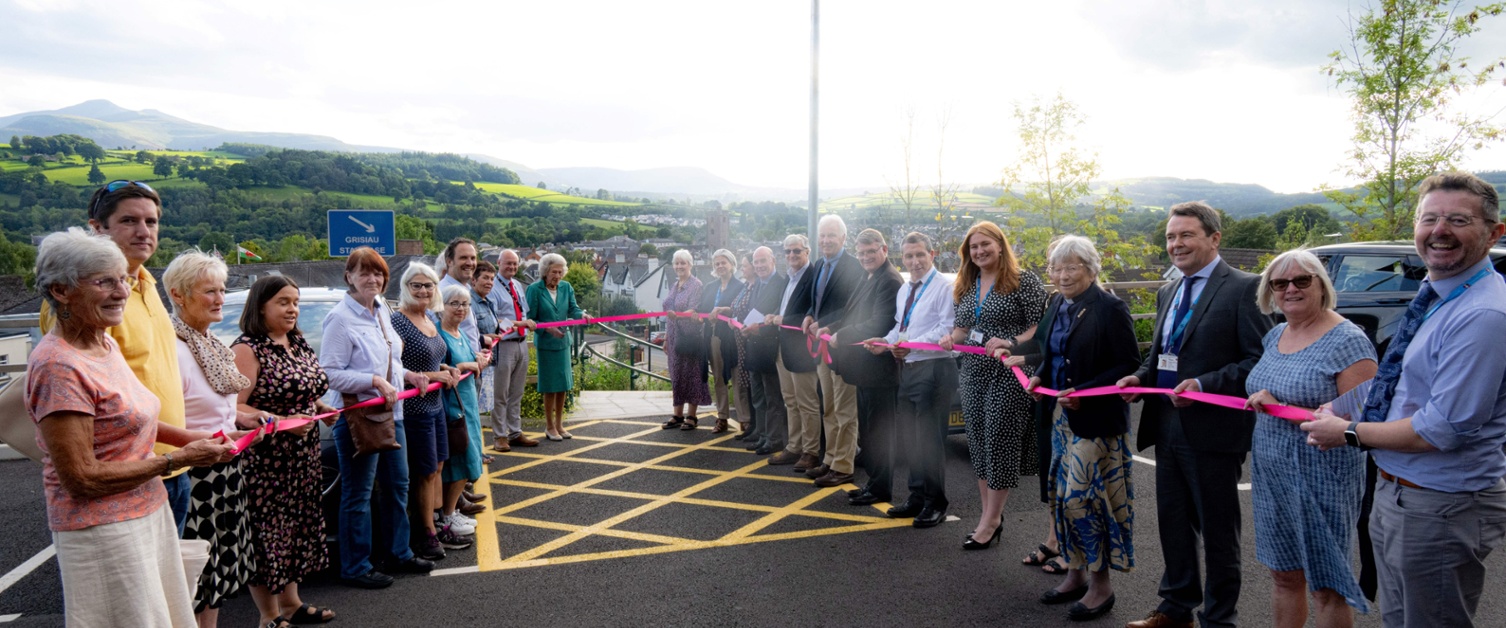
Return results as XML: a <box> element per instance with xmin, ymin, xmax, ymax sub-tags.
<box><xmin>1245</xmin><ymin>250</ymin><xmax>1377</xmax><ymax>627</ymax></box>
<box><xmin>437</xmin><ymin>283</ymin><xmax>485</xmax><ymax>543</ymax></box>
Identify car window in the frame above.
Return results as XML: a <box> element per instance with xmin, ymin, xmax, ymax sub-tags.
<box><xmin>1332</xmin><ymin>255</ymin><xmax>1426</xmax><ymax>293</ymax></box>
<box><xmin>209</xmin><ymin>300</ymin><xmax>340</xmax><ymax>353</ymax></box>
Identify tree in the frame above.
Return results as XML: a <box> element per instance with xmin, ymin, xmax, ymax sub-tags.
<box><xmin>996</xmin><ymin>93</ymin><xmax>1160</xmax><ymax>272</ymax></box>
<box><xmin>1222</xmin><ymin>215</ymin><xmax>1279</xmax><ymax>250</ymax></box>
<box><xmin>1323</xmin><ymin>0</ymin><xmax>1505</xmax><ymax>240</ymax></box>
<box><xmin>134</xmin><ymin>150</ymin><xmax>153</xmax><ymax>164</ymax></box>
<box><xmin>87</xmin><ymin>164</ymin><xmax>106</xmax><ymax>185</ymax></box>
<box><xmin>153</xmin><ymin>158</ymin><xmax>174</xmax><ymax>178</ymax></box>
<box><xmin>930</xmin><ymin>106</ymin><xmax>964</xmax><ymax>225</ymax></box>
<box><xmin>537</xmin><ymin>181</ymin><xmax>548</xmax><ymax>190</ymax></box>
<box><xmin>639</xmin><ymin>242</ymin><xmax>658</xmax><ymax>258</ymax></box>
<box><xmin>8</xmin><ymin>135</ymin><xmax>19</xmax><ymax>149</ymax></box>
<box><xmin>885</xmin><ymin>107</ymin><xmax>923</xmax><ymax>228</ymax></box>
<box><xmin>27</xmin><ymin>154</ymin><xmax>44</xmax><ymax>168</ymax></box>
<box><xmin>596</xmin><ymin>188</ymin><xmax>612</xmax><ymax>201</ymax></box>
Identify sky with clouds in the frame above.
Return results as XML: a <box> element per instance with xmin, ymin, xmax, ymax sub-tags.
<box><xmin>2</xmin><ymin>0</ymin><xmax>1503</xmax><ymax>194</ymax></box>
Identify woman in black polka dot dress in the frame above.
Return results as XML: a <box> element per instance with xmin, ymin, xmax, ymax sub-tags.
<box><xmin>941</xmin><ymin>221</ymin><xmax>1047</xmax><ymax>550</ymax></box>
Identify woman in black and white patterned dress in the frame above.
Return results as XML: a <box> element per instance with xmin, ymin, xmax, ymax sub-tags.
<box><xmin>941</xmin><ymin>221</ymin><xmax>1047</xmax><ymax>550</ymax></box>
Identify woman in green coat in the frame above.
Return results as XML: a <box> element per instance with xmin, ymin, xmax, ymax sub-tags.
<box><xmin>525</xmin><ymin>253</ymin><xmax>585</xmax><ymax>441</ymax></box>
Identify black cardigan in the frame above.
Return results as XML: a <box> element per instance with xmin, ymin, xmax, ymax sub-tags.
<box><xmin>1016</xmin><ymin>283</ymin><xmax>1141</xmax><ymax>439</ymax></box>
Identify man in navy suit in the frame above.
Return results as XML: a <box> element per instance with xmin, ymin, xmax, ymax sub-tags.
<box><xmin>1117</xmin><ymin>202</ymin><xmax>1273</xmax><ymax>628</ymax></box>
<box><xmin>801</xmin><ymin>215</ymin><xmax>865</xmax><ymax>486</ymax></box>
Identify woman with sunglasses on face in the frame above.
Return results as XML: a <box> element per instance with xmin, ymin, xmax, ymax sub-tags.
<box><xmin>1244</xmin><ymin>250</ymin><xmax>1377</xmax><ymax>627</ymax></box>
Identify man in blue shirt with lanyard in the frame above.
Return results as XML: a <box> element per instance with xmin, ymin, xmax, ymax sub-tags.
<box><xmin>1305</xmin><ymin>172</ymin><xmax>1506</xmax><ymax>628</ymax></box>
<box><xmin>1117</xmin><ymin>201</ymin><xmax>1272</xmax><ymax>628</ymax></box>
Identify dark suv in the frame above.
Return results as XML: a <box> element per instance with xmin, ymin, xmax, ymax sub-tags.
<box><xmin>1309</xmin><ymin>241</ymin><xmax>1506</xmax><ymax>354</ymax></box>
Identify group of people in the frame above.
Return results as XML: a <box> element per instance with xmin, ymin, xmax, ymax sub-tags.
<box><xmin>21</xmin><ymin>170</ymin><xmax>1506</xmax><ymax>628</ymax></box>
<box><xmin>649</xmin><ymin>172</ymin><xmax>1506</xmax><ymax>628</ymax></box>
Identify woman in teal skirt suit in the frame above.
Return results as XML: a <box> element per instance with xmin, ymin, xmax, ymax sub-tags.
<box><xmin>525</xmin><ymin>253</ymin><xmax>585</xmax><ymax>441</ymax></box>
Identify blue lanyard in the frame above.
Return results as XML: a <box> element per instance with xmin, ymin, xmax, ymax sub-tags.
<box><xmin>714</xmin><ymin>281</ymin><xmax>724</xmax><ymax>307</ymax></box>
<box><xmin>1165</xmin><ymin>278</ymin><xmax>1202</xmax><ymax>351</ymax></box>
<box><xmin>974</xmin><ymin>276</ymin><xmax>994</xmax><ymax>321</ymax></box>
<box><xmin>902</xmin><ymin>269</ymin><xmax>937</xmax><ymax>330</ymax></box>
<box><xmin>1423</xmin><ymin>267</ymin><xmax>1491</xmax><ymax>322</ymax></box>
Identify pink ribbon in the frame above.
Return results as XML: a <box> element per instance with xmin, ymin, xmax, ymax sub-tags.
<box><xmin>1004</xmin><ymin>365</ymin><xmax>1313</xmax><ymax>421</ymax></box>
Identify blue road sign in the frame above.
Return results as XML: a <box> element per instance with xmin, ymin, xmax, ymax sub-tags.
<box><xmin>328</xmin><ymin>210</ymin><xmax>396</xmax><ymax>257</ymax></box>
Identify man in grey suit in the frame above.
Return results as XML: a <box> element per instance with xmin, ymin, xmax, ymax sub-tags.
<box><xmin>1117</xmin><ymin>201</ymin><xmax>1274</xmax><ymax>628</ymax></box>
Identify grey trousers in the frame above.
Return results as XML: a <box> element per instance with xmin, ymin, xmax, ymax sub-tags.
<box><xmin>1373</xmin><ymin>475</ymin><xmax>1506</xmax><ymax>628</ymax></box>
<box><xmin>490</xmin><ymin>339</ymin><xmax>528</xmax><ymax>440</ymax></box>
<box><xmin>750</xmin><ymin>369</ymin><xmax>786</xmax><ymax>449</ymax></box>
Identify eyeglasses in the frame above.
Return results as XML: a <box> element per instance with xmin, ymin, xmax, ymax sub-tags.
<box><xmin>85</xmin><ymin>274</ymin><xmax>135</xmax><ymax>292</ymax></box>
<box><xmin>445</xmin><ymin>301</ymin><xmax>470</xmax><ymax>309</ymax></box>
<box><xmin>784</xmin><ymin>249</ymin><xmax>805</xmax><ymax>255</ymax></box>
<box><xmin>407</xmin><ymin>282</ymin><xmax>436</xmax><ymax>291</ymax></box>
<box><xmin>1047</xmin><ymin>264</ymin><xmax>1087</xmax><ymax>275</ymax></box>
<box><xmin>1416</xmin><ymin>213</ymin><xmax>1484</xmax><ymax>229</ymax></box>
<box><xmin>89</xmin><ymin>180</ymin><xmax>155</xmax><ymax>220</ymax></box>
<box><xmin>1268</xmin><ymin>274</ymin><xmax>1316</xmax><ymax>291</ymax></box>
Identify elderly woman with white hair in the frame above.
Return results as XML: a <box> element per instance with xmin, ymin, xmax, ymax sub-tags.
<box><xmin>526</xmin><ymin>253</ymin><xmax>585</xmax><ymax>440</ymax></box>
<box><xmin>164</xmin><ymin>250</ymin><xmax>264</xmax><ymax>628</ymax></box>
<box><xmin>1005</xmin><ymin>235</ymin><xmax>1141</xmax><ymax>621</ymax></box>
<box><xmin>662</xmin><ymin>248</ymin><xmax>712</xmax><ymax>429</ymax></box>
<box><xmin>26</xmin><ymin>228</ymin><xmax>234</xmax><ymax>627</ymax></box>
<box><xmin>437</xmin><ymin>282</ymin><xmax>485</xmax><ymax>539</ymax></box>
<box><xmin>1244</xmin><ymin>249</ymin><xmax>1377</xmax><ymax>626</ymax></box>
<box><xmin>698</xmin><ymin>248</ymin><xmax>745</xmax><ymax>433</ymax></box>
<box><xmin>392</xmin><ymin>262</ymin><xmax>465</xmax><ymax>558</ymax></box>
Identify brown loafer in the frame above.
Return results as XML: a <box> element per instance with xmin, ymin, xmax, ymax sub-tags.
<box><xmin>813</xmin><ymin>470</ymin><xmax>854</xmax><ymax>487</ymax></box>
<box><xmin>493</xmin><ymin>439</ymin><xmax>511</xmax><ymax>453</ymax></box>
<box><xmin>792</xmin><ymin>453</ymin><xmax>821</xmax><ymax>472</ymax></box>
<box><xmin>510</xmin><ymin>434</ymin><xmax>540</xmax><ymax>447</ymax></box>
<box><xmin>803</xmin><ymin>463</ymin><xmax>830</xmax><ymax>479</ymax></box>
<box><xmin>767</xmin><ymin>451</ymin><xmax>801</xmax><ymax>465</ymax></box>
<box><xmin>1124</xmin><ymin>611</ymin><xmax>1193</xmax><ymax>628</ymax></box>
<box><xmin>458</xmin><ymin>500</ymin><xmax>485</xmax><ymax>516</ymax></box>
<box><xmin>463</xmin><ymin>490</ymin><xmax>487</xmax><ymax>503</ymax></box>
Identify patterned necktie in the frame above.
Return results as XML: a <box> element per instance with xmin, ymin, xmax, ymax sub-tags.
<box><xmin>899</xmin><ymin>281</ymin><xmax>921</xmax><ymax>332</ymax></box>
<box><xmin>1361</xmin><ymin>283</ymin><xmax>1438</xmax><ymax>423</ymax></box>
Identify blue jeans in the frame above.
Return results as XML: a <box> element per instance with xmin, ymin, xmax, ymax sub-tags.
<box><xmin>163</xmin><ymin>473</ymin><xmax>190</xmax><ymax>537</ymax></box>
<box><xmin>332</xmin><ymin>418</ymin><xmax>414</xmax><ymax>579</ymax></box>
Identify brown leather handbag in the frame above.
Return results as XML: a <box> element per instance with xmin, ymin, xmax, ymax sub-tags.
<box><xmin>344</xmin><ymin>317</ymin><xmax>401</xmax><ymax>456</ymax></box>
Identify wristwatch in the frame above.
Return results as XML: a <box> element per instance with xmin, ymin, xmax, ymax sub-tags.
<box><xmin>160</xmin><ymin>452</ymin><xmax>176</xmax><ymax>476</ymax></box>
<box><xmin>1343</xmin><ymin>422</ymin><xmax>1370</xmax><ymax>451</ymax></box>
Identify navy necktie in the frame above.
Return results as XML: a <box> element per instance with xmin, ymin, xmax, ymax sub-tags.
<box><xmin>1361</xmin><ymin>283</ymin><xmax>1438</xmax><ymax>424</ymax></box>
<box><xmin>1156</xmin><ymin>276</ymin><xmax>1199</xmax><ymax>388</ymax></box>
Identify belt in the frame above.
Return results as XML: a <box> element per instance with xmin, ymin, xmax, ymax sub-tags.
<box><xmin>1378</xmin><ymin>469</ymin><xmax>1423</xmax><ymax>490</ymax></box>
<box><xmin>502</xmin><ymin>337</ymin><xmax>526</xmax><ymax>342</ymax></box>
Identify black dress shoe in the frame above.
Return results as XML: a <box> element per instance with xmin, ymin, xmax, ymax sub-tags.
<box><xmin>755</xmin><ymin>444</ymin><xmax>777</xmax><ymax>455</ymax></box>
<box><xmin>848</xmin><ymin>490</ymin><xmax>886</xmax><ymax>506</ymax></box>
<box><xmin>1067</xmin><ymin>594</ymin><xmax>1115</xmax><ymax>621</ymax></box>
<box><xmin>389</xmin><ymin>556</ymin><xmax>435</xmax><ymax>574</ymax></box>
<box><xmin>912</xmin><ymin>505</ymin><xmax>946</xmax><ymax>528</ymax></box>
<box><xmin>887</xmin><ymin>500</ymin><xmax>923</xmax><ymax>518</ymax></box>
<box><xmin>341</xmin><ymin>570</ymin><xmax>394</xmax><ymax>589</ymax></box>
<box><xmin>1040</xmin><ymin>584</ymin><xmax>1089</xmax><ymax>605</ymax></box>
<box><xmin>744</xmin><ymin>440</ymin><xmax>763</xmax><ymax>450</ymax></box>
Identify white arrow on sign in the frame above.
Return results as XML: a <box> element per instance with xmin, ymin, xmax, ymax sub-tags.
<box><xmin>347</xmin><ymin>215</ymin><xmax>376</xmax><ymax>233</ymax></box>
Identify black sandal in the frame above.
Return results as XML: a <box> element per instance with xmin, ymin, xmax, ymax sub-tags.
<box><xmin>680</xmin><ymin>417</ymin><xmax>699</xmax><ymax>431</ymax></box>
<box><xmin>1022</xmin><ymin>543</ymin><xmax>1060</xmax><ymax>566</ymax></box>
<box><xmin>662</xmin><ymin>415</ymin><xmax>685</xmax><ymax>430</ymax></box>
<box><xmin>265</xmin><ymin>617</ymin><xmax>291</xmax><ymax>628</ymax></box>
<box><xmin>287</xmin><ymin>603</ymin><xmax>336</xmax><ymax>624</ymax></box>
<box><xmin>1041</xmin><ymin>556</ymin><xmax>1070</xmax><ymax>575</ymax></box>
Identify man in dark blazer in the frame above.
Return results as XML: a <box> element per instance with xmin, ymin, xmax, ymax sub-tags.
<box><xmin>766</xmin><ymin>235</ymin><xmax>822</xmax><ymax>470</ymax></box>
<box><xmin>802</xmin><ymin>214</ymin><xmax>865</xmax><ymax>484</ymax></box>
<box><xmin>829</xmin><ymin>229</ymin><xmax>902</xmax><ymax>493</ymax></box>
<box><xmin>1116</xmin><ymin>202</ymin><xmax>1274</xmax><ymax>628</ymax></box>
<box><xmin>740</xmin><ymin>246</ymin><xmax>790</xmax><ymax>455</ymax></box>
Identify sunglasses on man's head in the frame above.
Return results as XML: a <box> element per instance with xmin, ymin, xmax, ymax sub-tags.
<box><xmin>89</xmin><ymin>180</ymin><xmax>156</xmax><ymax>219</ymax></box>
<box><xmin>1267</xmin><ymin>274</ymin><xmax>1316</xmax><ymax>292</ymax></box>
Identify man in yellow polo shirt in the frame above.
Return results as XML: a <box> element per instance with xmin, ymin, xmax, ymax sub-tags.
<box><xmin>40</xmin><ymin>180</ymin><xmax>190</xmax><ymax>534</ymax></box>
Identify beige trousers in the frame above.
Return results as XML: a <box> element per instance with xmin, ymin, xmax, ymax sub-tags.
<box><xmin>54</xmin><ymin>504</ymin><xmax>196</xmax><ymax>628</ymax></box>
<box><xmin>710</xmin><ymin>335</ymin><xmax>733</xmax><ymax>420</ymax></box>
<box><xmin>777</xmin><ymin>353</ymin><xmax>821</xmax><ymax>456</ymax></box>
<box><xmin>816</xmin><ymin>361</ymin><xmax>860</xmax><ymax>474</ymax></box>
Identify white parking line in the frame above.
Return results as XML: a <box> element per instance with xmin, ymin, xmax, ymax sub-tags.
<box><xmin>0</xmin><ymin>614</ymin><xmax>21</xmax><ymax>623</ymax></box>
<box><xmin>1133</xmin><ymin>456</ymin><xmax>1252</xmax><ymax>491</ymax></box>
<box><xmin>0</xmin><ymin>544</ymin><xmax>55</xmax><ymax>596</ymax></box>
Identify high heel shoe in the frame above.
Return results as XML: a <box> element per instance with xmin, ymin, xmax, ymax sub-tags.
<box><xmin>545</xmin><ymin>431</ymin><xmax>563</xmax><ymax>442</ymax></box>
<box><xmin>962</xmin><ymin>524</ymin><xmax>1002</xmax><ymax>550</ymax></box>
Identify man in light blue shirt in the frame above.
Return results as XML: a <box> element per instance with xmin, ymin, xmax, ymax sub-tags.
<box><xmin>1306</xmin><ymin>171</ymin><xmax>1506</xmax><ymax>627</ymax></box>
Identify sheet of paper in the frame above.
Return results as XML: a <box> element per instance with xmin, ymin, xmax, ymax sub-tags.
<box><xmin>742</xmin><ymin>308</ymin><xmax>764</xmax><ymax>327</ymax></box>
<box><xmin>1329</xmin><ymin>379</ymin><xmax>1372</xmax><ymax>420</ymax></box>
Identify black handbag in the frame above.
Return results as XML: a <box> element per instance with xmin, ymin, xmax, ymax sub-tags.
<box><xmin>445</xmin><ymin>385</ymin><xmax>469</xmax><ymax>457</ymax></box>
<box><xmin>671</xmin><ymin>318</ymin><xmax>706</xmax><ymax>360</ymax></box>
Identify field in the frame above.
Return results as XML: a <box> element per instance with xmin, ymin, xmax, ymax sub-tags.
<box><xmin>43</xmin><ymin>162</ymin><xmax>158</xmax><ymax>185</ymax></box>
<box><xmin>467</xmin><ymin>181</ymin><xmax>640</xmax><ymax>207</ymax></box>
<box><xmin>820</xmin><ymin>190</ymin><xmax>998</xmax><ymax>212</ymax></box>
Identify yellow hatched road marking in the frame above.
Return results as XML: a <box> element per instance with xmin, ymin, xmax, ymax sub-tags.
<box><xmin>467</xmin><ymin>417</ymin><xmax>919</xmax><ymax>573</ymax></box>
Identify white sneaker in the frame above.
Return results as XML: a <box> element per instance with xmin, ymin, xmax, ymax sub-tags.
<box><xmin>444</xmin><ymin>512</ymin><xmax>476</xmax><ymax>535</ymax></box>
<box><xmin>452</xmin><ymin>511</ymin><xmax>477</xmax><ymax>526</ymax></box>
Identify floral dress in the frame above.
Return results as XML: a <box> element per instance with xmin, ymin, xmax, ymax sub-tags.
<box><xmin>233</xmin><ymin>333</ymin><xmax>331</xmax><ymax>593</ymax></box>
<box><xmin>662</xmin><ymin>276</ymin><xmax>712</xmax><ymax>406</ymax></box>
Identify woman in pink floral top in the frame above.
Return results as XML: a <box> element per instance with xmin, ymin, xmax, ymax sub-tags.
<box><xmin>26</xmin><ymin>229</ymin><xmax>236</xmax><ymax>627</ymax></box>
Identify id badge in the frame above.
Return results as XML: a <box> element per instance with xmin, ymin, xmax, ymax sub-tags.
<box><xmin>968</xmin><ymin>330</ymin><xmax>984</xmax><ymax>344</ymax></box>
<box><xmin>1157</xmin><ymin>354</ymin><xmax>1178</xmax><ymax>372</ymax></box>
<box><xmin>896</xmin><ymin>333</ymin><xmax>908</xmax><ymax>344</ymax></box>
